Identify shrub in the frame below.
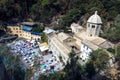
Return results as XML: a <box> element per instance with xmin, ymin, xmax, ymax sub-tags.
<box><xmin>107</xmin><ymin>48</ymin><xmax>115</xmax><ymax>53</ymax></box>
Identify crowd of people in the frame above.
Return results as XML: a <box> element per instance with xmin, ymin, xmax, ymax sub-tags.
<box><xmin>7</xmin><ymin>39</ymin><xmax>63</xmax><ymax>76</ymax></box>
<box><xmin>9</xmin><ymin>39</ymin><xmax>40</xmax><ymax>68</ymax></box>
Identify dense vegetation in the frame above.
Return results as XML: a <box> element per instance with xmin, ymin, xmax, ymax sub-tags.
<box><xmin>0</xmin><ymin>0</ymin><xmax>120</xmax><ymax>42</ymax></box>
<box><xmin>107</xmin><ymin>45</ymin><xmax>120</xmax><ymax>61</ymax></box>
<box><xmin>0</xmin><ymin>0</ymin><xmax>120</xmax><ymax>24</ymax></box>
<box><xmin>41</xmin><ymin>32</ymin><xmax>48</xmax><ymax>43</ymax></box>
<box><xmin>101</xmin><ymin>24</ymin><xmax>120</xmax><ymax>43</ymax></box>
<box><xmin>32</xmin><ymin>24</ymin><xmax>44</xmax><ymax>32</ymax></box>
<box><xmin>0</xmin><ymin>44</ymin><xmax>25</xmax><ymax>80</ymax></box>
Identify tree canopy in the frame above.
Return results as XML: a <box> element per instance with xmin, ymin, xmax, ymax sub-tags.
<box><xmin>41</xmin><ymin>32</ymin><xmax>48</xmax><ymax>43</ymax></box>
<box><xmin>0</xmin><ymin>0</ymin><xmax>120</xmax><ymax>25</ymax></box>
<box><xmin>89</xmin><ymin>49</ymin><xmax>109</xmax><ymax>72</ymax></box>
<box><xmin>115</xmin><ymin>45</ymin><xmax>120</xmax><ymax>61</ymax></box>
<box><xmin>32</xmin><ymin>24</ymin><xmax>44</xmax><ymax>32</ymax></box>
<box><xmin>0</xmin><ymin>43</ymin><xmax>25</xmax><ymax>80</ymax></box>
<box><xmin>1</xmin><ymin>0</ymin><xmax>120</xmax><ymax>43</ymax></box>
<box><xmin>102</xmin><ymin>24</ymin><xmax>120</xmax><ymax>43</ymax></box>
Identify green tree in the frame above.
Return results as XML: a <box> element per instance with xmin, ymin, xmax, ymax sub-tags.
<box><xmin>41</xmin><ymin>32</ymin><xmax>48</xmax><ymax>44</ymax></box>
<box><xmin>114</xmin><ymin>14</ymin><xmax>120</xmax><ymax>24</ymax></box>
<box><xmin>89</xmin><ymin>49</ymin><xmax>109</xmax><ymax>72</ymax></box>
<box><xmin>115</xmin><ymin>45</ymin><xmax>120</xmax><ymax>61</ymax></box>
<box><xmin>30</xmin><ymin>0</ymin><xmax>61</xmax><ymax>23</ymax></box>
<box><xmin>102</xmin><ymin>24</ymin><xmax>120</xmax><ymax>43</ymax></box>
<box><xmin>107</xmin><ymin>48</ymin><xmax>115</xmax><ymax>53</ymax></box>
<box><xmin>85</xmin><ymin>61</ymin><xmax>96</xmax><ymax>79</ymax></box>
<box><xmin>63</xmin><ymin>50</ymin><xmax>83</xmax><ymax>80</ymax></box>
<box><xmin>38</xmin><ymin>72</ymin><xmax>65</xmax><ymax>80</ymax></box>
<box><xmin>0</xmin><ymin>43</ymin><xmax>25</xmax><ymax>80</ymax></box>
<box><xmin>88</xmin><ymin>0</ymin><xmax>104</xmax><ymax>14</ymax></box>
<box><xmin>25</xmin><ymin>69</ymin><xmax>33</xmax><ymax>80</ymax></box>
<box><xmin>59</xmin><ymin>8</ymin><xmax>81</xmax><ymax>27</ymax></box>
<box><xmin>32</xmin><ymin>24</ymin><xmax>44</xmax><ymax>32</ymax></box>
<box><xmin>41</xmin><ymin>0</ymin><xmax>50</xmax><ymax>6</ymax></box>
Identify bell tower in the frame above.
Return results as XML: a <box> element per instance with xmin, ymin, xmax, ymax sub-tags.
<box><xmin>86</xmin><ymin>11</ymin><xmax>102</xmax><ymax>37</ymax></box>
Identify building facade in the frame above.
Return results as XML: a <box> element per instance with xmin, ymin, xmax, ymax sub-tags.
<box><xmin>48</xmin><ymin>33</ymin><xmax>71</xmax><ymax>64</ymax></box>
<box><xmin>7</xmin><ymin>22</ymin><xmax>41</xmax><ymax>40</ymax></box>
<box><xmin>7</xmin><ymin>25</ymin><xmax>23</xmax><ymax>37</ymax></box>
<box><xmin>80</xmin><ymin>40</ymin><xmax>99</xmax><ymax>61</ymax></box>
<box><xmin>71</xmin><ymin>11</ymin><xmax>112</xmax><ymax>62</ymax></box>
<box><xmin>46</xmin><ymin>11</ymin><xmax>113</xmax><ymax>64</ymax></box>
<box><xmin>70</xmin><ymin>23</ymin><xmax>83</xmax><ymax>33</ymax></box>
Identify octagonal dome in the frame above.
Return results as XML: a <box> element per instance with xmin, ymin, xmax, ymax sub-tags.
<box><xmin>87</xmin><ymin>11</ymin><xmax>102</xmax><ymax>24</ymax></box>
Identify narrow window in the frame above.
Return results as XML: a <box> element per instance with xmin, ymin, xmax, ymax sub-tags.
<box><xmin>92</xmin><ymin>25</ymin><xmax>95</xmax><ymax>28</ymax></box>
